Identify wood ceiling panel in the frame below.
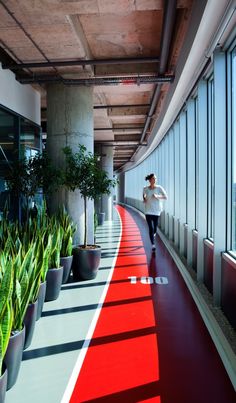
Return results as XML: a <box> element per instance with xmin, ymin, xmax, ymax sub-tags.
<box><xmin>5</xmin><ymin>0</ymin><xmax>99</xmax><ymax>17</ymax></box>
<box><xmin>103</xmin><ymin>90</ymin><xmax>153</xmax><ymax>105</ymax></box>
<box><xmin>135</xmin><ymin>0</ymin><xmax>162</xmax><ymax>11</ymax></box>
<box><xmin>80</xmin><ymin>10</ymin><xmax>162</xmax><ymax>58</ymax></box>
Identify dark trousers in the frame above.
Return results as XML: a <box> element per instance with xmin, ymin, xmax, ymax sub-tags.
<box><xmin>145</xmin><ymin>214</ymin><xmax>159</xmax><ymax>244</ymax></box>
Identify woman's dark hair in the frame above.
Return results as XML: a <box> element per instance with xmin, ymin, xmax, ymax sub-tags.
<box><xmin>145</xmin><ymin>173</ymin><xmax>155</xmax><ymax>181</ymax></box>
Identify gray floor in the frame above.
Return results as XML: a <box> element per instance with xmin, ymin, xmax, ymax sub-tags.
<box><xmin>5</xmin><ymin>210</ymin><xmax>121</xmax><ymax>403</ymax></box>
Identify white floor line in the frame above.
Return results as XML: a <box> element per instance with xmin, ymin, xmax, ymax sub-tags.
<box><xmin>60</xmin><ymin>209</ymin><xmax>122</xmax><ymax>403</ymax></box>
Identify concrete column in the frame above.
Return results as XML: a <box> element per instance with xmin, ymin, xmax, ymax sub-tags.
<box><xmin>117</xmin><ymin>172</ymin><xmax>125</xmax><ymax>204</ymax></box>
<box><xmin>46</xmin><ymin>83</ymin><xmax>94</xmax><ymax>245</ymax></box>
<box><xmin>101</xmin><ymin>145</ymin><xmax>114</xmax><ymax>221</ymax></box>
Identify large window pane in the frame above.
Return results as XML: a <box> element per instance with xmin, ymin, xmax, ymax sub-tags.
<box><xmin>207</xmin><ymin>78</ymin><xmax>215</xmax><ymax>240</ymax></box>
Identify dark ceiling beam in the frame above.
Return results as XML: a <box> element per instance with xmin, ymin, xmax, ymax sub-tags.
<box><xmin>2</xmin><ymin>56</ymin><xmax>160</xmax><ymax>70</ymax></box>
<box><xmin>126</xmin><ymin>1</ymin><xmax>176</xmax><ymax>171</ymax></box>
<box><xmin>18</xmin><ymin>74</ymin><xmax>174</xmax><ymax>85</ymax></box>
<box><xmin>115</xmin><ymin>134</ymin><xmax>141</xmax><ymax>142</ymax></box>
<box><xmin>41</xmin><ymin>104</ymin><xmax>150</xmax><ymax>111</ymax></box>
<box><xmin>94</xmin><ymin>127</ymin><xmax>143</xmax><ymax>131</ymax></box>
<box><xmin>114</xmin><ymin>156</ymin><xmax>132</xmax><ymax>160</ymax></box>
<box><xmin>94</xmin><ymin>141</ymin><xmax>147</xmax><ymax>146</ymax></box>
<box><xmin>94</xmin><ymin>103</ymin><xmax>150</xmax><ymax>109</ymax></box>
<box><xmin>139</xmin><ymin>0</ymin><xmax>177</xmax><ymax>146</ymax></box>
<box><xmin>158</xmin><ymin>0</ymin><xmax>177</xmax><ymax>75</ymax></box>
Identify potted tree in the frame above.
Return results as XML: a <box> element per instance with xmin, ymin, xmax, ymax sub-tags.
<box><xmin>62</xmin><ymin>145</ymin><xmax>117</xmax><ymax>280</ymax></box>
<box><xmin>6</xmin><ymin>156</ymin><xmax>39</xmax><ymax>223</ymax></box>
<box><xmin>31</xmin><ymin>151</ymin><xmax>63</xmax><ymax>201</ymax></box>
<box><xmin>6</xmin><ymin>151</ymin><xmax>63</xmax><ymax>223</ymax></box>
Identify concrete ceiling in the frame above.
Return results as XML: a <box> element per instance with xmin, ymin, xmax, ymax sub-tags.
<box><xmin>0</xmin><ymin>0</ymin><xmax>194</xmax><ymax>172</ymax></box>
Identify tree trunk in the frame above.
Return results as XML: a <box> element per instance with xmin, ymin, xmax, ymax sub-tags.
<box><xmin>84</xmin><ymin>196</ymin><xmax>87</xmax><ymax>247</ymax></box>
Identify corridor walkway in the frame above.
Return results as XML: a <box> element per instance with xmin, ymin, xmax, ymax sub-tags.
<box><xmin>6</xmin><ymin>205</ymin><xmax>236</xmax><ymax>403</ymax></box>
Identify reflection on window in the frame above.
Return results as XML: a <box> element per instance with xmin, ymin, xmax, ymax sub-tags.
<box><xmin>20</xmin><ymin>117</ymin><xmax>40</xmax><ymax>159</ymax></box>
<box><xmin>232</xmin><ymin>48</ymin><xmax>236</xmax><ymax>251</ymax></box>
<box><xmin>207</xmin><ymin>78</ymin><xmax>215</xmax><ymax>240</ymax></box>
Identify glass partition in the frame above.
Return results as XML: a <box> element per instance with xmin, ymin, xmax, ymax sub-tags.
<box><xmin>0</xmin><ymin>105</ymin><xmax>41</xmax><ymax>220</ymax></box>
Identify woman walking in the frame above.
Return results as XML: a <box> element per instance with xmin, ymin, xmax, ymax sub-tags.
<box><xmin>143</xmin><ymin>173</ymin><xmax>167</xmax><ymax>251</ymax></box>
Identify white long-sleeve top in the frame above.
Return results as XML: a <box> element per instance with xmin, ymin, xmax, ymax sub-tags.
<box><xmin>143</xmin><ymin>185</ymin><xmax>167</xmax><ymax>216</ymax></box>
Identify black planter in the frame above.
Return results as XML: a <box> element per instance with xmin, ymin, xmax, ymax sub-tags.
<box><xmin>4</xmin><ymin>326</ymin><xmax>25</xmax><ymax>390</ymax></box>
<box><xmin>36</xmin><ymin>281</ymin><xmax>47</xmax><ymax>321</ymax></box>
<box><xmin>23</xmin><ymin>300</ymin><xmax>38</xmax><ymax>350</ymax></box>
<box><xmin>60</xmin><ymin>255</ymin><xmax>73</xmax><ymax>284</ymax></box>
<box><xmin>0</xmin><ymin>364</ymin><xmax>7</xmax><ymax>403</ymax></box>
<box><xmin>45</xmin><ymin>266</ymin><xmax>63</xmax><ymax>301</ymax></box>
<box><xmin>72</xmin><ymin>245</ymin><xmax>101</xmax><ymax>280</ymax></box>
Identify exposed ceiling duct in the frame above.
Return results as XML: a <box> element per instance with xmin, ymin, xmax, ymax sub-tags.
<box><xmin>18</xmin><ymin>74</ymin><xmax>174</xmax><ymax>86</ymax></box>
<box><xmin>133</xmin><ymin>0</ymin><xmax>177</xmax><ymax>161</ymax></box>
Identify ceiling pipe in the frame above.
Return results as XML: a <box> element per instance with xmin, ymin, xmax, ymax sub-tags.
<box><xmin>3</xmin><ymin>56</ymin><xmax>160</xmax><ymax>70</ymax></box>
<box><xmin>19</xmin><ymin>74</ymin><xmax>174</xmax><ymax>85</ymax></box>
<box><xmin>137</xmin><ymin>0</ymin><xmax>177</xmax><ymax>147</ymax></box>
<box><xmin>41</xmin><ymin>104</ymin><xmax>150</xmax><ymax>111</ymax></box>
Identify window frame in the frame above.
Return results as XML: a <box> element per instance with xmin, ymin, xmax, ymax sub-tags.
<box><xmin>227</xmin><ymin>40</ymin><xmax>236</xmax><ymax>257</ymax></box>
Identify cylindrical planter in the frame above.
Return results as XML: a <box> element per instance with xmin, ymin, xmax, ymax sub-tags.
<box><xmin>36</xmin><ymin>281</ymin><xmax>47</xmax><ymax>321</ymax></box>
<box><xmin>72</xmin><ymin>246</ymin><xmax>101</xmax><ymax>280</ymax></box>
<box><xmin>60</xmin><ymin>255</ymin><xmax>73</xmax><ymax>284</ymax></box>
<box><xmin>4</xmin><ymin>326</ymin><xmax>25</xmax><ymax>390</ymax></box>
<box><xmin>45</xmin><ymin>266</ymin><xmax>63</xmax><ymax>301</ymax></box>
<box><xmin>23</xmin><ymin>300</ymin><xmax>38</xmax><ymax>350</ymax></box>
<box><xmin>97</xmin><ymin>212</ymin><xmax>105</xmax><ymax>225</ymax></box>
<box><xmin>0</xmin><ymin>364</ymin><xmax>7</xmax><ymax>403</ymax></box>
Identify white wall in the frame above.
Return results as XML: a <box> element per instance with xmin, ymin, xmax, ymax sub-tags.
<box><xmin>0</xmin><ymin>64</ymin><xmax>40</xmax><ymax>124</ymax></box>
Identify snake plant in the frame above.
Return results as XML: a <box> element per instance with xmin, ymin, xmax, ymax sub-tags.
<box><xmin>34</xmin><ymin>232</ymin><xmax>52</xmax><ymax>283</ymax></box>
<box><xmin>48</xmin><ymin>221</ymin><xmax>63</xmax><ymax>268</ymax></box>
<box><xmin>11</xmin><ymin>242</ymin><xmax>38</xmax><ymax>332</ymax></box>
<box><xmin>0</xmin><ymin>255</ymin><xmax>13</xmax><ymax>376</ymax></box>
<box><xmin>56</xmin><ymin>207</ymin><xmax>76</xmax><ymax>257</ymax></box>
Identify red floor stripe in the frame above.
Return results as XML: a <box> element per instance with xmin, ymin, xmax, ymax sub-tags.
<box><xmin>69</xmin><ymin>205</ymin><xmax>236</xmax><ymax>403</ymax></box>
<box><xmin>70</xmin><ymin>206</ymin><xmax>160</xmax><ymax>402</ymax></box>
